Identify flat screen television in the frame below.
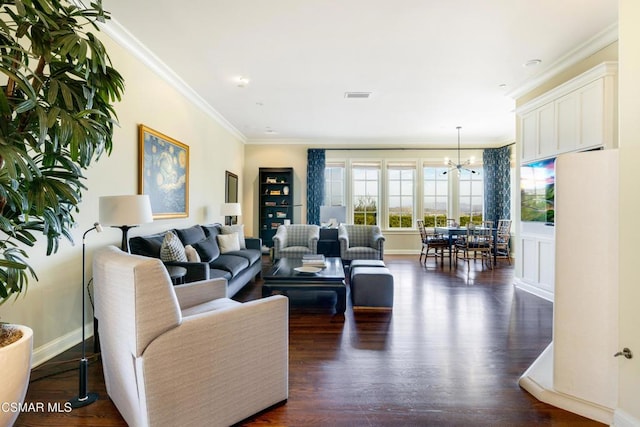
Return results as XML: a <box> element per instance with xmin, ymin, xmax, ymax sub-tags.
<box><xmin>521</xmin><ymin>158</ymin><xmax>555</xmax><ymax>225</ymax></box>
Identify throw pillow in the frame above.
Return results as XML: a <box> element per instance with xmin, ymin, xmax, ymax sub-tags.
<box><xmin>160</xmin><ymin>231</ymin><xmax>188</xmax><ymax>262</ymax></box>
<box><xmin>192</xmin><ymin>235</ymin><xmax>220</xmax><ymax>263</ymax></box>
<box><xmin>217</xmin><ymin>232</ymin><xmax>240</xmax><ymax>254</ymax></box>
<box><xmin>184</xmin><ymin>244</ymin><xmax>201</xmax><ymax>262</ymax></box>
<box><xmin>221</xmin><ymin>224</ymin><xmax>246</xmax><ymax>249</ymax></box>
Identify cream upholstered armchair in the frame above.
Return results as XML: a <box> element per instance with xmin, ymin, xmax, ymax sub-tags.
<box><xmin>272</xmin><ymin>224</ymin><xmax>320</xmax><ymax>260</ymax></box>
<box><xmin>338</xmin><ymin>224</ymin><xmax>385</xmax><ymax>262</ymax></box>
<box><xmin>93</xmin><ymin>246</ymin><xmax>288</xmax><ymax>427</ymax></box>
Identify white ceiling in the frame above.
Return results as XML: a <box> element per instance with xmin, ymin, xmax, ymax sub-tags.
<box><xmin>101</xmin><ymin>0</ymin><xmax>618</xmax><ymax>147</ymax></box>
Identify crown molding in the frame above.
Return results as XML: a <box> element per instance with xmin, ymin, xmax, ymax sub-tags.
<box><xmin>507</xmin><ymin>22</ymin><xmax>618</xmax><ymax>100</ymax></box>
<box><xmin>99</xmin><ymin>18</ymin><xmax>247</xmax><ymax>143</ymax></box>
<box><xmin>246</xmin><ymin>137</ymin><xmax>513</xmax><ymax>148</ymax></box>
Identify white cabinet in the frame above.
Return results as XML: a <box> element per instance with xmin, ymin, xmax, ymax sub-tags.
<box><xmin>515</xmin><ymin>62</ymin><xmax>617</xmax><ymax>303</ymax></box>
<box><xmin>521</xmin><ymin>102</ymin><xmax>556</xmax><ymax>162</ymax></box>
<box><xmin>518</xmin><ymin>62</ymin><xmax>617</xmax><ymax>163</ymax></box>
<box><xmin>538</xmin><ymin>103</ymin><xmax>556</xmax><ymax>157</ymax></box>
<box><xmin>519</xmin><ymin>232</ymin><xmax>555</xmax><ymax>297</ymax></box>
<box><xmin>579</xmin><ymin>78</ymin><xmax>606</xmax><ymax>149</ymax></box>
<box><xmin>555</xmin><ymin>92</ymin><xmax>578</xmax><ymax>154</ymax></box>
<box><xmin>521</xmin><ymin>112</ymin><xmax>537</xmax><ymax>162</ymax></box>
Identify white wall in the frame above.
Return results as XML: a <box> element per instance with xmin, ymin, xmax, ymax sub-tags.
<box><xmin>0</xmin><ymin>27</ymin><xmax>245</xmax><ymax>365</ymax></box>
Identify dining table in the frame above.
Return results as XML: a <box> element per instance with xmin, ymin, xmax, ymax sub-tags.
<box><xmin>434</xmin><ymin>226</ymin><xmax>498</xmax><ymax>268</ymax></box>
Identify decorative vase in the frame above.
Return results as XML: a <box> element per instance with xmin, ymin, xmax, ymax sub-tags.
<box><xmin>0</xmin><ymin>324</ymin><xmax>33</xmax><ymax>427</ymax></box>
<box><xmin>283</xmin><ymin>186</ymin><xmax>289</xmax><ymax>196</ymax></box>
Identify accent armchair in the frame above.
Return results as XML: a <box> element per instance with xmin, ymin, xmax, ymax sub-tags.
<box><xmin>272</xmin><ymin>224</ymin><xmax>320</xmax><ymax>260</ymax></box>
<box><xmin>338</xmin><ymin>224</ymin><xmax>385</xmax><ymax>262</ymax></box>
<box><xmin>93</xmin><ymin>246</ymin><xmax>288</xmax><ymax>427</ymax></box>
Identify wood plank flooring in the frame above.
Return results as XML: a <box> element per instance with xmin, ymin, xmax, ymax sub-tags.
<box><xmin>16</xmin><ymin>255</ymin><xmax>603</xmax><ymax>426</ymax></box>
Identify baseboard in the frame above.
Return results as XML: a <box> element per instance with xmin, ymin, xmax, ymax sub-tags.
<box><xmin>31</xmin><ymin>323</ymin><xmax>94</xmax><ymax>368</ymax></box>
<box><xmin>384</xmin><ymin>249</ymin><xmax>419</xmax><ymax>255</ymax></box>
<box><xmin>513</xmin><ymin>278</ymin><xmax>554</xmax><ymax>302</ymax></box>
<box><xmin>519</xmin><ymin>343</ymin><xmax>615</xmax><ymax>425</ymax></box>
<box><xmin>614</xmin><ymin>409</ymin><xmax>640</xmax><ymax>427</ymax></box>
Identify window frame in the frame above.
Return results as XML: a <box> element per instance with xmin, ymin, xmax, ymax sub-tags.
<box><xmin>351</xmin><ymin>161</ymin><xmax>381</xmax><ymax>226</ymax></box>
<box><xmin>387</xmin><ymin>162</ymin><xmax>416</xmax><ymax>229</ymax></box>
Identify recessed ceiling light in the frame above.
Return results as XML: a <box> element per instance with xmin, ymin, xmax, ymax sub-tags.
<box><xmin>498</xmin><ymin>83</ymin><xmax>507</xmax><ymax>88</ymax></box>
<box><xmin>523</xmin><ymin>59</ymin><xmax>542</xmax><ymax>68</ymax></box>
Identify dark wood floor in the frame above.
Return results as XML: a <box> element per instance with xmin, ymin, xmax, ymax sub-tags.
<box><xmin>17</xmin><ymin>255</ymin><xmax>603</xmax><ymax>426</ymax></box>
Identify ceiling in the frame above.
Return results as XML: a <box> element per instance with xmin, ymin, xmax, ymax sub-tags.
<box><xmin>100</xmin><ymin>0</ymin><xmax>618</xmax><ymax>147</ymax></box>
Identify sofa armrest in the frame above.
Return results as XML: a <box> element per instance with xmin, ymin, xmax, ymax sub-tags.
<box><xmin>338</xmin><ymin>226</ymin><xmax>349</xmax><ymax>250</ymax></box>
<box><xmin>273</xmin><ymin>226</ymin><xmax>287</xmax><ymax>248</ymax></box>
<box><xmin>173</xmin><ymin>277</ymin><xmax>228</xmax><ymax>309</ymax></box>
<box><xmin>244</xmin><ymin>237</ymin><xmax>262</xmax><ymax>250</ymax></box>
<box><xmin>164</xmin><ymin>261</ymin><xmax>210</xmax><ymax>283</ymax></box>
<box><xmin>141</xmin><ymin>295</ymin><xmax>289</xmax><ymax>427</ymax></box>
<box><xmin>372</xmin><ymin>232</ymin><xmax>385</xmax><ymax>253</ymax></box>
<box><xmin>371</xmin><ymin>232</ymin><xmax>385</xmax><ymax>245</ymax></box>
<box><xmin>308</xmin><ymin>228</ymin><xmax>319</xmax><ymax>252</ymax></box>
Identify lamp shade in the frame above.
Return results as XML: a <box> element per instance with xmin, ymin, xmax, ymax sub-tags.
<box><xmin>220</xmin><ymin>202</ymin><xmax>242</xmax><ymax>217</ymax></box>
<box><xmin>99</xmin><ymin>195</ymin><xmax>154</xmax><ymax>226</ymax></box>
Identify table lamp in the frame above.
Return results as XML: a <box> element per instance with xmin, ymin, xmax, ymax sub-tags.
<box><xmin>99</xmin><ymin>195</ymin><xmax>153</xmax><ymax>252</ymax></box>
<box><xmin>220</xmin><ymin>202</ymin><xmax>241</xmax><ymax>226</ymax></box>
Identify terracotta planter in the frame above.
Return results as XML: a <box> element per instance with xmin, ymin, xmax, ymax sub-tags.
<box><xmin>0</xmin><ymin>325</ymin><xmax>33</xmax><ymax>427</ymax></box>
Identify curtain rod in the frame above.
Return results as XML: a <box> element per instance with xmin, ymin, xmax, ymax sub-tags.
<box><xmin>323</xmin><ymin>142</ymin><xmax>515</xmax><ymax>151</ymax></box>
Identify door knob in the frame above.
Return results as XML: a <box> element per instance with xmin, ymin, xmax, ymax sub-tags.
<box><xmin>614</xmin><ymin>348</ymin><xmax>633</xmax><ymax>359</ymax></box>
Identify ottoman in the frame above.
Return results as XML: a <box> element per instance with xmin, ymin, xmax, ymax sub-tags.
<box><xmin>349</xmin><ymin>259</ymin><xmax>386</xmax><ymax>282</ymax></box>
<box><xmin>350</xmin><ymin>266</ymin><xmax>394</xmax><ymax>309</ymax></box>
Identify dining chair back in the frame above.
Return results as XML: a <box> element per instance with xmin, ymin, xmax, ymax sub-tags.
<box><xmin>454</xmin><ymin>223</ymin><xmax>493</xmax><ymax>270</ymax></box>
<box><xmin>495</xmin><ymin>219</ymin><xmax>512</xmax><ymax>264</ymax></box>
<box><xmin>417</xmin><ymin>220</ymin><xmax>448</xmax><ymax>266</ymax></box>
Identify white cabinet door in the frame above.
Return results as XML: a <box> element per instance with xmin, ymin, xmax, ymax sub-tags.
<box><xmin>556</xmin><ymin>92</ymin><xmax>579</xmax><ymax>154</ymax></box>
<box><xmin>579</xmin><ymin>78</ymin><xmax>605</xmax><ymax>149</ymax></box>
<box><xmin>521</xmin><ymin>111</ymin><xmax>537</xmax><ymax>162</ymax></box>
<box><xmin>538</xmin><ymin>103</ymin><xmax>556</xmax><ymax>157</ymax></box>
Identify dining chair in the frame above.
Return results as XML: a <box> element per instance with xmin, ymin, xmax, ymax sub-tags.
<box><xmin>417</xmin><ymin>220</ymin><xmax>448</xmax><ymax>266</ymax></box>
<box><xmin>494</xmin><ymin>219</ymin><xmax>512</xmax><ymax>264</ymax></box>
<box><xmin>454</xmin><ymin>223</ymin><xmax>493</xmax><ymax>270</ymax></box>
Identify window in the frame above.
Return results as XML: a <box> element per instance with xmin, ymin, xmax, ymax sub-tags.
<box><xmin>324</xmin><ymin>162</ymin><xmax>345</xmax><ymax>206</ymax></box>
<box><xmin>423</xmin><ymin>166</ymin><xmax>449</xmax><ymax>227</ymax></box>
<box><xmin>352</xmin><ymin>162</ymin><xmax>380</xmax><ymax>225</ymax></box>
<box><xmin>388</xmin><ymin>163</ymin><xmax>415</xmax><ymax>228</ymax></box>
<box><xmin>458</xmin><ymin>168</ymin><xmax>483</xmax><ymax>225</ymax></box>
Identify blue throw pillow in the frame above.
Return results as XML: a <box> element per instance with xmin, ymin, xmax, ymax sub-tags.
<box><xmin>192</xmin><ymin>235</ymin><xmax>220</xmax><ymax>262</ymax></box>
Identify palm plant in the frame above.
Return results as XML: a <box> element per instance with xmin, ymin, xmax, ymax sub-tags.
<box><xmin>0</xmin><ymin>0</ymin><xmax>124</xmax><ymax>305</ymax></box>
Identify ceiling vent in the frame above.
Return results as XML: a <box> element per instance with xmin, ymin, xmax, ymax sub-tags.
<box><xmin>344</xmin><ymin>92</ymin><xmax>372</xmax><ymax>99</ymax></box>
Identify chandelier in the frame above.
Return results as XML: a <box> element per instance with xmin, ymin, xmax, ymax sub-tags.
<box><xmin>443</xmin><ymin>126</ymin><xmax>476</xmax><ymax>175</ymax></box>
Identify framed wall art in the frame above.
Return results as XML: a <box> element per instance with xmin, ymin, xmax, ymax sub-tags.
<box><xmin>138</xmin><ymin>124</ymin><xmax>189</xmax><ymax>219</ymax></box>
<box><xmin>225</xmin><ymin>171</ymin><xmax>238</xmax><ymax>203</ymax></box>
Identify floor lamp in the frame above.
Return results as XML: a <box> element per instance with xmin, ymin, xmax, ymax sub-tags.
<box><xmin>99</xmin><ymin>195</ymin><xmax>154</xmax><ymax>252</ymax></box>
<box><xmin>69</xmin><ymin>222</ymin><xmax>102</xmax><ymax>408</ymax></box>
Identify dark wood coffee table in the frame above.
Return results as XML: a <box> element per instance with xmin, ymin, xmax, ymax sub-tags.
<box><xmin>262</xmin><ymin>257</ymin><xmax>346</xmax><ymax>313</ymax></box>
